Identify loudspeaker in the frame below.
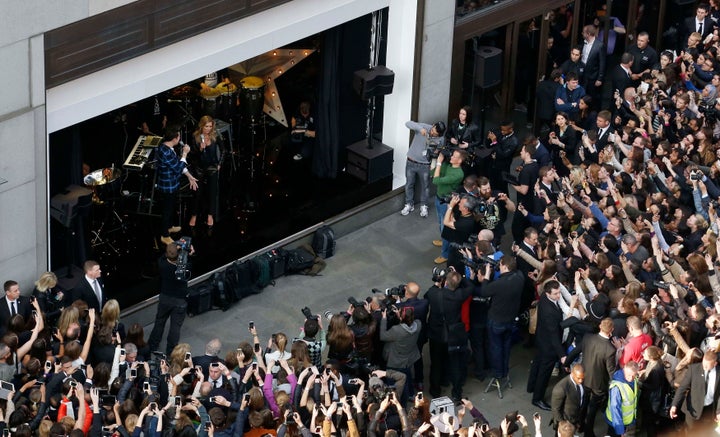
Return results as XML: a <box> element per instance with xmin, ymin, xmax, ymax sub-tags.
<box><xmin>346</xmin><ymin>140</ymin><xmax>393</xmax><ymax>183</ymax></box>
<box><xmin>353</xmin><ymin>65</ymin><xmax>395</xmax><ymax>99</ymax></box>
<box><xmin>474</xmin><ymin>46</ymin><xmax>502</xmax><ymax>89</ymax></box>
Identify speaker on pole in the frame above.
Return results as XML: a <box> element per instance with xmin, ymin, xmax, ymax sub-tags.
<box><xmin>474</xmin><ymin>46</ymin><xmax>502</xmax><ymax>89</ymax></box>
<box><xmin>353</xmin><ymin>65</ymin><xmax>395</xmax><ymax>100</ymax></box>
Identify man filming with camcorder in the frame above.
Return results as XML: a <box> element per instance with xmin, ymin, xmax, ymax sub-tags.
<box><xmin>148</xmin><ymin>238</ymin><xmax>194</xmax><ymax>355</ymax></box>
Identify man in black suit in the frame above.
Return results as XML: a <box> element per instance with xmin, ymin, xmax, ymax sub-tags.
<box><xmin>551</xmin><ymin>363</ymin><xmax>589</xmax><ymax>432</ymax></box>
<box><xmin>580</xmin><ymin>25</ymin><xmax>606</xmax><ymax>103</ymax></box>
<box><xmin>72</xmin><ymin>260</ymin><xmax>106</xmax><ymax>312</ymax></box>
<box><xmin>594</xmin><ymin>110</ymin><xmax>614</xmax><ymax>149</ymax></box>
<box><xmin>670</xmin><ymin>349</ymin><xmax>720</xmax><ymax>430</ymax></box>
<box><xmin>685</xmin><ymin>3</ymin><xmax>714</xmax><ymax>43</ymax></box>
<box><xmin>0</xmin><ymin>280</ymin><xmax>32</xmax><ymax>337</ymax></box>
<box><xmin>609</xmin><ymin>53</ymin><xmax>634</xmax><ymax>98</ymax></box>
<box><xmin>193</xmin><ymin>338</ymin><xmax>226</xmax><ymax>379</ymax></box>
<box><xmin>582</xmin><ymin>318</ymin><xmax>617</xmax><ymax>437</ymax></box>
<box><xmin>527</xmin><ymin>280</ymin><xmax>566</xmax><ymax>411</ymax></box>
<box><xmin>534</xmin><ymin>70</ymin><xmax>563</xmax><ymax>136</ymax></box>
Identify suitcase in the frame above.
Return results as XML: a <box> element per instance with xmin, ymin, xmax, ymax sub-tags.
<box><xmin>251</xmin><ymin>253</ymin><xmax>275</xmax><ymax>289</ymax></box>
<box><xmin>264</xmin><ymin>249</ymin><xmax>286</xmax><ymax>279</ymax></box>
<box><xmin>186</xmin><ymin>283</ymin><xmax>213</xmax><ymax>317</ymax></box>
<box><xmin>212</xmin><ymin>271</ymin><xmax>231</xmax><ymax>311</ymax></box>
<box><xmin>312</xmin><ymin>225</ymin><xmax>336</xmax><ymax>258</ymax></box>
<box><xmin>225</xmin><ymin>260</ymin><xmax>256</xmax><ymax>301</ymax></box>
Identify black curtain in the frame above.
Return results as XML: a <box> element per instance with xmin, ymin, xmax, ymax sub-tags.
<box><xmin>49</xmin><ymin>126</ymin><xmax>89</xmax><ymax>271</ymax></box>
<box><xmin>313</xmin><ymin>27</ymin><xmax>341</xmax><ymax>179</ymax></box>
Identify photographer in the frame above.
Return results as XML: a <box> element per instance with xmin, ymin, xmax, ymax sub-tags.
<box><xmin>424</xmin><ymin>269</ymin><xmax>474</xmax><ymax>401</ymax></box>
<box><xmin>401</xmin><ymin>120</ymin><xmax>446</xmax><ymax>218</ymax></box>
<box><xmin>396</xmin><ymin>282</ymin><xmax>428</xmax><ymax>392</ymax></box>
<box><xmin>148</xmin><ymin>242</ymin><xmax>192</xmax><ymax>356</ymax></box>
<box><xmin>432</xmin><ymin>150</ymin><xmax>467</xmax><ymax>265</ymax></box>
<box><xmin>462</xmin><ymin>240</ymin><xmax>502</xmax><ymax>381</ymax></box>
<box><xmin>443</xmin><ymin>193</ymin><xmax>479</xmax><ymax>272</ymax></box>
<box><xmin>477</xmin><ymin>176</ymin><xmax>515</xmax><ymax>247</ymax></box>
<box><xmin>479</xmin><ymin>255</ymin><xmax>525</xmax><ymax>385</ymax></box>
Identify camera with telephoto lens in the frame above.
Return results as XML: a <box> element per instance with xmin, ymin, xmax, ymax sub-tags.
<box><xmin>432</xmin><ymin>266</ymin><xmax>448</xmax><ymax>283</ymax></box>
<box><xmin>174</xmin><ymin>237</ymin><xmax>192</xmax><ymax>281</ymax></box>
<box><xmin>653</xmin><ymin>280</ymin><xmax>671</xmax><ymax>290</ymax></box>
<box><xmin>385</xmin><ymin>284</ymin><xmax>406</xmax><ymax>297</ymax></box>
<box><xmin>301</xmin><ymin>307</ymin><xmax>319</xmax><ymax>320</ymax></box>
<box><xmin>450</xmin><ymin>241</ymin><xmax>475</xmax><ymax>251</ymax></box>
<box><xmin>461</xmin><ymin>255</ymin><xmax>499</xmax><ymax>271</ymax></box>
<box><xmin>473</xmin><ymin>199</ymin><xmax>495</xmax><ymax>215</ymax></box>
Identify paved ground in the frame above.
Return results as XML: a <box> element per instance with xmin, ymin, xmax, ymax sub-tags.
<box><xmin>139</xmin><ymin>195</ymin><xmax>574</xmax><ymax>433</ymax></box>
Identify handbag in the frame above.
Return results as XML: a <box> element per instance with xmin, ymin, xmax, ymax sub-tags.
<box><xmin>528</xmin><ymin>306</ymin><xmax>538</xmax><ymax>334</ymax></box>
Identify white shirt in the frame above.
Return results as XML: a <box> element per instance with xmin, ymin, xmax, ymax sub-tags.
<box><xmin>5</xmin><ymin>298</ymin><xmax>17</xmax><ymax>316</ymax></box>
<box><xmin>581</xmin><ymin>39</ymin><xmax>593</xmax><ymax>64</ymax></box>
<box><xmin>705</xmin><ymin>366</ymin><xmax>716</xmax><ymax>406</ymax></box>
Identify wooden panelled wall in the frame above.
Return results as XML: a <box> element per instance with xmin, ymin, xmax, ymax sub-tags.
<box><xmin>45</xmin><ymin>0</ymin><xmax>292</xmax><ymax>88</ymax></box>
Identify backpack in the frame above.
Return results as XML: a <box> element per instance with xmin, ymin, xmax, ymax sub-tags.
<box><xmin>312</xmin><ymin>225</ymin><xmax>336</xmax><ymax>258</ymax></box>
<box><xmin>285</xmin><ymin>247</ymin><xmax>316</xmax><ymax>274</ymax></box>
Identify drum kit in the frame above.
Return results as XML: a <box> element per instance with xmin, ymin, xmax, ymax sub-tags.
<box><xmin>83</xmin><ymin>166</ymin><xmax>125</xmax><ymax>254</ymax></box>
<box><xmin>174</xmin><ymin>76</ymin><xmax>266</xmax><ymax>127</ymax></box>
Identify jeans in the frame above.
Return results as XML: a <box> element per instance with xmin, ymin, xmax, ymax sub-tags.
<box><xmin>404</xmin><ymin>160</ymin><xmax>430</xmax><ymax>206</ymax></box>
<box><xmin>148</xmin><ymin>294</ymin><xmax>187</xmax><ymax>355</ymax></box>
<box><xmin>488</xmin><ymin>318</ymin><xmax>515</xmax><ymax>379</ymax></box>
<box><xmin>469</xmin><ymin>321</ymin><xmax>489</xmax><ymax>378</ymax></box>
<box><xmin>434</xmin><ymin>197</ymin><xmax>449</xmax><ymax>258</ymax></box>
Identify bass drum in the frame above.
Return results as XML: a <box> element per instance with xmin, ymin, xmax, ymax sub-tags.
<box><xmin>239</xmin><ymin>76</ymin><xmax>265</xmax><ymax>122</ymax></box>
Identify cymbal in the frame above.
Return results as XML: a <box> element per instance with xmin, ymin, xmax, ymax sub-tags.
<box><xmin>170</xmin><ymin>85</ymin><xmax>199</xmax><ymax>98</ymax></box>
<box><xmin>84</xmin><ymin>168</ymin><xmax>122</xmax><ymax>186</ymax></box>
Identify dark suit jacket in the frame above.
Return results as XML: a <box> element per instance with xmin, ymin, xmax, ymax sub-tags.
<box><xmin>72</xmin><ymin>277</ymin><xmax>106</xmax><ymax>312</ymax></box>
<box><xmin>595</xmin><ymin>126</ymin><xmax>614</xmax><ymax>149</ymax></box>
<box><xmin>535</xmin><ymin>79</ymin><xmax>561</xmax><ymax>121</ymax></box>
<box><xmin>551</xmin><ymin>374</ymin><xmax>590</xmax><ymax>428</ymax></box>
<box><xmin>583</xmin><ymin>39</ymin><xmax>606</xmax><ymax>85</ymax></box>
<box><xmin>685</xmin><ymin>16</ymin><xmax>714</xmax><ymax>41</ymax></box>
<box><xmin>193</xmin><ymin>354</ymin><xmax>226</xmax><ymax>380</ymax></box>
<box><xmin>515</xmin><ymin>242</ymin><xmax>540</xmax><ymax>277</ymax></box>
<box><xmin>535</xmin><ymin>294</ymin><xmax>564</xmax><ymax>358</ymax></box>
<box><xmin>0</xmin><ymin>296</ymin><xmax>32</xmax><ymax>336</ymax></box>
<box><xmin>581</xmin><ymin>333</ymin><xmax>616</xmax><ymax>393</ymax></box>
<box><xmin>424</xmin><ymin>280</ymin><xmax>473</xmax><ymax>343</ymax></box>
<box><xmin>672</xmin><ymin>362</ymin><xmax>720</xmax><ymax>421</ymax></box>
<box><xmin>609</xmin><ymin>65</ymin><xmax>634</xmax><ymax>96</ymax></box>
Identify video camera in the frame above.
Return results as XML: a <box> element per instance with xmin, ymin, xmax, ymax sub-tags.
<box><xmin>174</xmin><ymin>237</ymin><xmax>192</xmax><ymax>281</ymax></box>
<box><xmin>301</xmin><ymin>307</ymin><xmax>319</xmax><ymax>320</ymax></box>
<box><xmin>699</xmin><ymin>99</ymin><xmax>719</xmax><ymax>125</ymax></box>
<box><xmin>461</xmin><ymin>255</ymin><xmax>499</xmax><ymax>271</ymax></box>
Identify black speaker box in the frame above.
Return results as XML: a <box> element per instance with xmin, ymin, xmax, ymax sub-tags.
<box><xmin>474</xmin><ymin>46</ymin><xmax>502</xmax><ymax>89</ymax></box>
<box><xmin>346</xmin><ymin>140</ymin><xmax>393</xmax><ymax>183</ymax></box>
<box><xmin>353</xmin><ymin>65</ymin><xmax>395</xmax><ymax>99</ymax></box>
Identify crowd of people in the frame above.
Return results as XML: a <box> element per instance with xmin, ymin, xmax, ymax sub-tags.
<box><xmin>398</xmin><ymin>1</ymin><xmax>720</xmax><ymax>435</ymax></box>
<box><xmin>7</xmin><ymin>2</ymin><xmax>720</xmax><ymax>437</ymax></box>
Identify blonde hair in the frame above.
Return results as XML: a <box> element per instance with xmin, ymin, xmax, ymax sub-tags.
<box><xmin>34</xmin><ymin>272</ymin><xmax>57</xmax><ymax>292</ymax></box>
<box><xmin>193</xmin><ymin>115</ymin><xmax>217</xmax><ymax>143</ymax></box>
<box><xmin>101</xmin><ymin>299</ymin><xmax>121</xmax><ymax>326</ymax></box>
<box><xmin>57</xmin><ymin>307</ymin><xmax>80</xmax><ymax>338</ymax></box>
